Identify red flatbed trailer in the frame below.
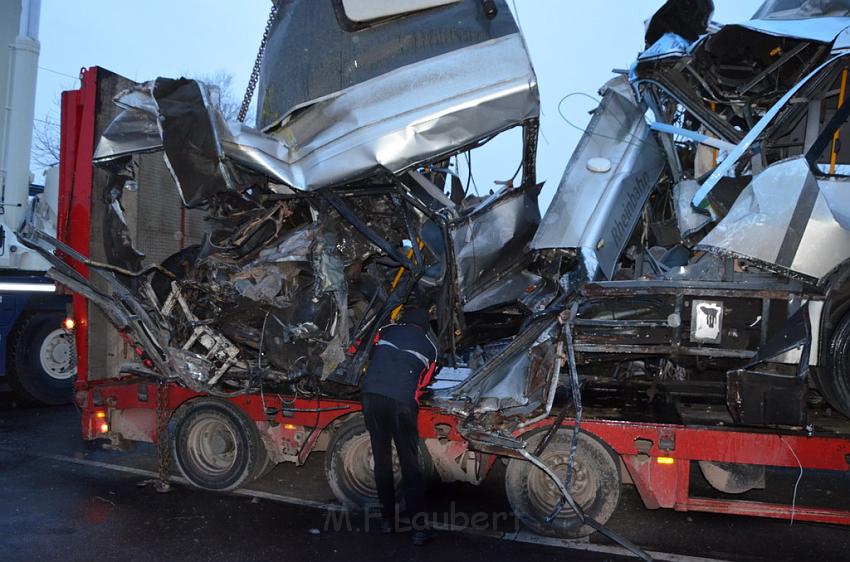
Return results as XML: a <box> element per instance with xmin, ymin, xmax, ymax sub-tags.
<box><xmin>62</xmin><ymin>66</ymin><xmax>850</xmax><ymax>538</ymax></box>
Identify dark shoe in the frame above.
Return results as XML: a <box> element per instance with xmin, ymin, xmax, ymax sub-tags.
<box><xmin>412</xmin><ymin>529</ymin><xmax>434</xmax><ymax>546</ymax></box>
<box><xmin>381</xmin><ymin>519</ymin><xmax>394</xmax><ymax>534</ymax></box>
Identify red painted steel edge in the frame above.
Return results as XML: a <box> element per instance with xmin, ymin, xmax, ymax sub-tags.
<box><xmin>523</xmin><ymin>418</ymin><xmax>850</xmax><ymax>472</ymax></box>
<box><xmin>684</xmin><ymin>498</ymin><xmax>850</xmax><ymax>525</ymax></box>
<box><xmin>79</xmin><ymin>379</ymin><xmax>463</xmax><ymax>443</ymax></box>
<box><xmin>59</xmin><ymin>67</ymin><xmax>98</xmax><ymax>391</ymax></box>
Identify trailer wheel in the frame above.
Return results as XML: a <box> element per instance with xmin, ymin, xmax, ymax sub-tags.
<box><xmin>172</xmin><ymin>398</ymin><xmax>266</xmax><ymax>492</ymax></box>
<box><xmin>253</xmin><ymin>445</ymin><xmax>275</xmax><ymax>481</ymax></box>
<box><xmin>821</xmin><ymin>311</ymin><xmax>850</xmax><ymax>417</ymax></box>
<box><xmin>324</xmin><ymin>414</ymin><xmax>432</xmax><ymax>511</ymax></box>
<box><xmin>505</xmin><ymin>429</ymin><xmax>621</xmax><ymax>538</ymax></box>
<box><xmin>7</xmin><ymin>312</ymin><xmax>76</xmax><ymax>405</ymax></box>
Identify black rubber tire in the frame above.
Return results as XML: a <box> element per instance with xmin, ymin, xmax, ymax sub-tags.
<box><xmin>505</xmin><ymin>429</ymin><xmax>621</xmax><ymax>538</ymax></box>
<box><xmin>821</xmin><ymin>311</ymin><xmax>850</xmax><ymax>418</ymax></box>
<box><xmin>6</xmin><ymin>312</ymin><xmax>75</xmax><ymax>406</ymax></box>
<box><xmin>324</xmin><ymin>414</ymin><xmax>432</xmax><ymax>511</ymax></box>
<box><xmin>172</xmin><ymin>398</ymin><xmax>266</xmax><ymax>492</ymax></box>
<box><xmin>253</xmin><ymin>443</ymin><xmax>275</xmax><ymax>481</ymax></box>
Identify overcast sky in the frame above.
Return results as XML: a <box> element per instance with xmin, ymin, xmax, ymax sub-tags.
<box><xmin>33</xmin><ymin>0</ymin><xmax>763</xmax><ymax>211</ymax></box>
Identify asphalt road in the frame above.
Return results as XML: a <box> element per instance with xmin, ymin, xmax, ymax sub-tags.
<box><xmin>1</xmin><ymin>393</ymin><xmax>849</xmax><ymax>562</ymax></box>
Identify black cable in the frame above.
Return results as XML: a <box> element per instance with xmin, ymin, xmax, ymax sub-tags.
<box><xmin>464</xmin><ymin>151</ymin><xmax>479</xmax><ymax>195</ymax></box>
<box><xmin>557</xmin><ymin>91</ymin><xmax>670</xmax><ymax>160</ymax></box>
<box><xmin>508</xmin><ymin>159</ymin><xmax>523</xmax><ymax>184</ymax></box>
<box><xmin>546</xmin><ymin>306</ymin><xmax>583</xmax><ymax>520</ymax></box>
<box><xmin>529</xmin><ymin>305</ymin><xmax>653</xmax><ymax>562</ymax></box>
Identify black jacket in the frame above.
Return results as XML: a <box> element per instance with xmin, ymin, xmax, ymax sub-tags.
<box><xmin>361</xmin><ymin>323</ymin><xmax>437</xmax><ymax>405</ymax></box>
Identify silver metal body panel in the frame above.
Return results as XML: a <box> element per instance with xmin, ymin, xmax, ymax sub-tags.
<box><xmin>697</xmin><ymin>157</ymin><xmax>850</xmax><ymax>282</ymax></box>
<box><xmin>674</xmin><ymin>179</ymin><xmax>712</xmax><ymax>238</ymax></box>
<box><xmin>94</xmin><ymin>34</ymin><xmax>538</xmax><ymax>194</ymax></box>
<box><xmin>267</xmin><ymin>34</ymin><xmax>538</xmax><ymax>190</ymax></box>
<box><xmin>530</xmin><ymin>79</ymin><xmax>665</xmax><ymax>279</ymax></box>
<box><xmin>741</xmin><ymin>17</ymin><xmax>850</xmax><ymax>42</ymax></box>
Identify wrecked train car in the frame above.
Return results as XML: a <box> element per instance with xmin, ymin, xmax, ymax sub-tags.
<box><xmin>22</xmin><ymin>0</ymin><xmax>562</xmax><ymax>440</ymax></box>
<box><xmin>530</xmin><ymin>0</ymin><xmax>850</xmax><ymax>426</ymax></box>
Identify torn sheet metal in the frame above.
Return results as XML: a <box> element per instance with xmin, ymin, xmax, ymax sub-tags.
<box><xmin>742</xmin><ymin>16</ymin><xmax>850</xmax><ymax>42</ymax></box>
<box><xmin>94</xmin><ymin>36</ymin><xmax>538</xmax><ymax>195</ymax></box>
<box><xmin>635</xmin><ymin>33</ymin><xmax>694</xmax><ymax>66</ymax></box>
<box><xmin>152</xmin><ymin>78</ymin><xmax>234</xmax><ymax>207</ymax></box>
<box><xmin>462</xmin><ymin>269</ymin><xmax>542</xmax><ymax>313</ymax></box>
<box><xmin>257</xmin><ymin>0</ymin><xmax>520</xmax><ymax>130</ymax></box>
<box><xmin>93</xmin><ymin>108</ymin><xmax>161</xmax><ymax>161</ymax></box>
<box><xmin>450</xmin><ymin>183</ymin><xmax>541</xmax><ymax>308</ymax></box>
<box><xmin>531</xmin><ymin>78</ymin><xmax>666</xmax><ymax>279</ymax></box>
<box><xmin>697</xmin><ymin>157</ymin><xmax>850</xmax><ymax>282</ymax></box>
<box><xmin>430</xmin><ymin>318</ymin><xmax>560</xmax><ymax>422</ymax></box>
<box><xmin>265</xmin><ymin>34</ymin><xmax>539</xmax><ymax>190</ymax></box>
<box><xmin>674</xmin><ymin>180</ymin><xmax>713</xmax><ymax>239</ymax></box>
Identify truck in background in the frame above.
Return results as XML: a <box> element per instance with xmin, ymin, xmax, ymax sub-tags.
<box><xmin>0</xmin><ymin>0</ymin><xmax>75</xmax><ymax>405</ymax></box>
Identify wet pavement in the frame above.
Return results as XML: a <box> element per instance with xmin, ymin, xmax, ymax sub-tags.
<box><xmin>1</xmin><ymin>393</ymin><xmax>849</xmax><ymax>562</ymax></box>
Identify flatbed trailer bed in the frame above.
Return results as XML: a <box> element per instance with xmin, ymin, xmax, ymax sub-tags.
<box><xmin>76</xmin><ymin>376</ymin><xmax>850</xmax><ymax>530</ymax></box>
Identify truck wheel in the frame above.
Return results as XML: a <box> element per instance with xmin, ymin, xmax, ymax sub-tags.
<box><xmin>172</xmin><ymin>398</ymin><xmax>266</xmax><ymax>492</ymax></box>
<box><xmin>253</xmin><ymin>445</ymin><xmax>275</xmax><ymax>481</ymax></box>
<box><xmin>821</xmin><ymin>311</ymin><xmax>850</xmax><ymax>417</ymax></box>
<box><xmin>324</xmin><ymin>414</ymin><xmax>432</xmax><ymax>511</ymax></box>
<box><xmin>7</xmin><ymin>312</ymin><xmax>76</xmax><ymax>405</ymax></box>
<box><xmin>505</xmin><ymin>429</ymin><xmax>621</xmax><ymax>538</ymax></box>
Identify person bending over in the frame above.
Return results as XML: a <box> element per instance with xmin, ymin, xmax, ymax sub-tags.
<box><xmin>361</xmin><ymin>306</ymin><xmax>437</xmax><ymax>545</ymax></box>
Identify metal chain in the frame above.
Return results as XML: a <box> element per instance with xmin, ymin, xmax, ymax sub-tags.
<box><xmin>155</xmin><ymin>381</ymin><xmax>172</xmax><ymax>492</ymax></box>
<box><xmin>238</xmin><ymin>2</ymin><xmax>279</xmax><ymax>123</ymax></box>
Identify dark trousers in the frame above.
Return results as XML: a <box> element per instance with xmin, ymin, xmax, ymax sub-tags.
<box><xmin>361</xmin><ymin>393</ymin><xmax>424</xmax><ymax>521</ymax></box>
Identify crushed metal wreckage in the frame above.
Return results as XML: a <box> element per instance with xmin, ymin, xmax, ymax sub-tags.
<box><xmin>527</xmin><ymin>0</ymin><xmax>850</xmax><ymax>429</ymax></box>
<box><xmin>22</xmin><ymin>0</ymin><xmax>560</xmax><ymax>439</ymax></box>
<box><xmin>18</xmin><ymin>0</ymin><xmax>850</xmax><ymax>457</ymax></box>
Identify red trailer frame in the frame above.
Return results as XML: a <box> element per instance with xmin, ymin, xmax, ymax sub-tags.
<box><xmin>63</xmin><ymin>66</ymin><xmax>850</xmax><ymax>530</ymax></box>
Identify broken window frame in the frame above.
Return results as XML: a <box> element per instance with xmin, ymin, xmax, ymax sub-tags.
<box><xmin>333</xmin><ymin>0</ymin><xmax>462</xmax><ymax>30</ymax></box>
<box><xmin>806</xmin><ymin>69</ymin><xmax>850</xmax><ymax>177</ymax></box>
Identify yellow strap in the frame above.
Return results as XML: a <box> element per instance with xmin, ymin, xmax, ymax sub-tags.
<box><xmin>829</xmin><ymin>68</ymin><xmax>849</xmax><ymax>176</ymax></box>
<box><xmin>390</xmin><ymin>239</ymin><xmax>425</xmax><ymax>321</ymax></box>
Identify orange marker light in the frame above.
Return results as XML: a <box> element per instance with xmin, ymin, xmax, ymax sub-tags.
<box><xmin>283</xmin><ymin>423</ymin><xmax>297</xmax><ymax>430</ymax></box>
<box><xmin>63</xmin><ymin>317</ymin><xmax>76</xmax><ymax>331</ymax></box>
<box><xmin>94</xmin><ymin>410</ymin><xmax>107</xmax><ymax>419</ymax></box>
<box><xmin>656</xmin><ymin>456</ymin><xmax>675</xmax><ymax>465</ymax></box>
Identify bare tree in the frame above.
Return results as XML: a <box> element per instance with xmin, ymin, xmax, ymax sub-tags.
<box><xmin>31</xmin><ymin>114</ymin><xmax>60</xmax><ymax>168</ymax></box>
<box><xmin>195</xmin><ymin>70</ymin><xmax>255</xmax><ymax>124</ymax></box>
